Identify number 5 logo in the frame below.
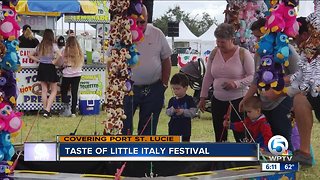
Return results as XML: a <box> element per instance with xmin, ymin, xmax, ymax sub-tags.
<box><xmin>268</xmin><ymin>135</ymin><xmax>288</xmax><ymax>155</ymax></box>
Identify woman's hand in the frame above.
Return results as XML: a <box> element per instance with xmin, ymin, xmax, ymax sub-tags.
<box><xmin>197</xmin><ymin>97</ymin><xmax>206</xmax><ymax>112</ymax></box>
<box><xmin>222</xmin><ymin>81</ymin><xmax>237</xmax><ymax>90</ymax></box>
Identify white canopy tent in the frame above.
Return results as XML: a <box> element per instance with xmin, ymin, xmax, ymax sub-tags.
<box><xmin>166</xmin><ymin>21</ymin><xmax>200</xmax><ymax>51</ymax></box>
<box><xmin>199</xmin><ymin>24</ymin><xmax>217</xmax><ymax>54</ymax></box>
<box><xmin>56</xmin><ymin>16</ymin><xmax>96</xmax><ymax>36</ymax></box>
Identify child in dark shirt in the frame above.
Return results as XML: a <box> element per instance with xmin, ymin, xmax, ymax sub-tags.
<box><xmin>166</xmin><ymin>73</ymin><xmax>197</xmax><ymax>142</ymax></box>
<box><xmin>223</xmin><ymin>96</ymin><xmax>273</xmax><ymax>149</ymax></box>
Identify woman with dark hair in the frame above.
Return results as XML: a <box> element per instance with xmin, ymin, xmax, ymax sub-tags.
<box><xmin>28</xmin><ymin>29</ymin><xmax>61</xmax><ymax>117</ymax></box>
<box><xmin>198</xmin><ymin>23</ymin><xmax>255</xmax><ymax>142</ymax></box>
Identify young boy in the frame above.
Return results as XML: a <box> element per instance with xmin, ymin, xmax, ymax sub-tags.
<box><xmin>223</xmin><ymin>96</ymin><xmax>273</xmax><ymax>149</ymax></box>
<box><xmin>166</xmin><ymin>73</ymin><xmax>197</xmax><ymax>142</ymax></box>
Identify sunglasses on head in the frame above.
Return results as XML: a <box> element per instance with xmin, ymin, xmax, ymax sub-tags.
<box><xmin>137</xmin><ymin>20</ymin><xmax>146</xmax><ymax>25</ymax></box>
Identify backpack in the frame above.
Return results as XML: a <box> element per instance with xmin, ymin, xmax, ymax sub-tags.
<box><xmin>209</xmin><ymin>47</ymin><xmax>246</xmax><ymax>66</ymax></box>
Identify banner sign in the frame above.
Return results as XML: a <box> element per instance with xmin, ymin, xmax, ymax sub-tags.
<box><xmin>57</xmin><ymin>143</ymin><xmax>259</xmax><ymax>161</ymax></box>
<box><xmin>65</xmin><ymin>0</ymin><xmax>109</xmax><ymax>23</ymax></box>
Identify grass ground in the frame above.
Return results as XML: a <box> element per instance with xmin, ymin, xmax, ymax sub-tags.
<box><xmin>15</xmin><ymin>67</ymin><xmax>320</xmax><ymax>179</ymax></box>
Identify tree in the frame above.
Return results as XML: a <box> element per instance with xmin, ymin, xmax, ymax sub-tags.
<box><xmin>153</xmin><ymin>5</ymin><xmax>217</xmax><ymax>37</ymax></box>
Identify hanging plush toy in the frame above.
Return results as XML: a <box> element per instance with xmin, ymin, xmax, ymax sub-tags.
<box><xmin>0</xmin><ymin>131</ymin><xmax>14</xmax><ymax>161</ymax></box>
<box><xmin>0</xmin><ymin>161</ymin><xmax>11</xmax><ymax>178</ymax></box>
<box><xmin>257</xmin><ymin>55</ymin><xmax>280</xmax><ymax>91</ymax></box>
<box><xmin>1</xmin><ymin>40</ymin><xmax>20</xmax><ymax>72</ymax></box>
<box><xmin>127</xmin><ymin>44</ymin><xmax>140</xmax><ymax>66</ymax></box>
<box><xmin>224</xmin><ymin>3</ymin><xmax>241</xmax><ymax>30</ymax></box>
<box><xmin>0</xmin><ymin>70</ymin><xmax>17</xmax><ymax>106</ymax></box>
<box><xmin>0</xmin><ymin>41</ymin><xmax>6</xmax><ymax>59</ymax></box>
<box><xmin>108</xmin><ymin>0</ymin><xmax>130</xmax><ymax>15</ymax></box>
<box><xmin>283</xmin><ymin>5</ymin><xmax>299</xmax><ymax>37</ymax></box>
<box><xmin>128</xmin><ymin>15</ymin><xmax>144</xmax><ymax>43</ymax></box>
<box><xmin>256</xmin><ymin>33</ymin><xmax>276</xmax><ymax>56</ymax></box>
<box><xmin>0</xmin><ymin>101</ymin><xmax>23</xmax><ymax>133</ymax></box>
<box><xmin>265</xmin><ymin>3</ymin><xmax>286</xmax><ymax>33</ymax></box>
<box><xmin>127</xmin><ymin>0</ymin><xmax>143</xmax><ymax>16</ymax></box>
<box><xmin>0</xmin><ymin>5</ymin><xmax>20</xmax><ymax>40</ymax></box>
<box><xmin>274</xmin><ymin>32</ymin><xmax>290</xmax><ymax>66</ymax></box>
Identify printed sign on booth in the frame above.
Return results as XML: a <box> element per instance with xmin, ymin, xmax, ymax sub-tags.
<box><xmin>19</xmin><ymin>48</ymin><xmax>39</xmax><ymax>67</ymax></box>
<box><xmin>16</xmin><ymin>68</ymin><xmax>64</xmax><ymax>110</ymax></box>
<box><xmin>79</xmin><ymin>73</ymin><xmax>104</xmax><ymax>97</ymax></box>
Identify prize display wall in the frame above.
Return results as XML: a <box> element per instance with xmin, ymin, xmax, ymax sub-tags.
<box><xmin>16</xmin><ymin>48</ymin><xmax>106</xmax><ymax>111</ymax></box>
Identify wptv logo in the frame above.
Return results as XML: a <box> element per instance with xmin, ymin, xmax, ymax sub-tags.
<box><xmin>267</xmin><ymin>135</ymin><xmax>292</xmax><ymax>162</ymax></box>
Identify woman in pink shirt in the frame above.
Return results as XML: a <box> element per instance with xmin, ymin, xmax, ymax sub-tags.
<box><xmin>60</xmin><ymin>36</ymin><xmax>84</xmax><ymax>117</ymax></box>
<box><xmin>198</xmin><ymin>23</ymin><xmax>255</xmax><ymax>142</ymax></box>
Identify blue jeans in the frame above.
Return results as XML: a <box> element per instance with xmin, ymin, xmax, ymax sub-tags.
<box><xmin>262</xmin><ymin>96</ymin><xmax>293</xmax><ymax>151</ymax></box>
<box><xmin>123</xmin><ymin>80</ymin><xmax>166</xmax><ymax>135</ymax></box>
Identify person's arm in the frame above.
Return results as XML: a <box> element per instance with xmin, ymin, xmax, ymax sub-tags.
<box><xmin>198</xmin><ymin>51</ymin><xmax>215</xmax><ymax>111</ymax></box>
<box><xmin>166</xmin><ymin>106</ymin><xmax>175</xmax><ymax>116</ymax></box>
<box><xmin>182</xmin><ymin>108</ymin><xmax>197</xmax><ymax>118</ymax></box>
<box><xmin>230</xmin><ymin>121</ymin><xmax>245</xmax><ymax>132</ymax></box>
<box><xmin>161</xmin><ymin>57</ymin><xmax>171</xmax><ymax>87</ymax></box>
<box><xmin>200</xmin><ymin>51</ymin><xmax>215</xmax><ymax>98</ymax></box>
<box><xmin>160</xmin><ymin>30</ymin><xmax>172</xmax><ymax>87</ymax></box>
<box><xmin>166</xmin><ymin>98</ymin><xmax>175</xmax><ymax>116</ymax></box>
<box><xmin>260</xmin><ymin>120</ymin><xmax>273</xmax><ymax>147</ymax></box>
<box><xmin>239</xmin><ymin>83</ymin><xmax>258</xmax><ymax>112</ymax></box>
<box><xmin>234</xmin><ymin>49</ymin><xmax>255</xmax><ymax>88</ymax></box>
<box><xmin>52</xmin><ymin>50</ymin><xmax>62</xmax><ymax>65</ymax></box>
<box><xmin>55</xmin><ymin>49</ymin><xmax>64</xmax><ymax>67</ymax></box>
<box><xmin>183</xmin><ymin>96</ymin><xmax>197</xmax><ymax>118</ymax></box>
<box><xmin>28</xmin><ymin>50</ymin><xmax>40</xmax><ymax>62</ymax></box>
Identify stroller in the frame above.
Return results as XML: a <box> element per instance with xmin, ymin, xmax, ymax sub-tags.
<box><xmin>180</xmin><ymin>58</ymin><xmax>213</xmax><ymax>113</ymax></box>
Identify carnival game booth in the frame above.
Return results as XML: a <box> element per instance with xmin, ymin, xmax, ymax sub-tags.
<box><xmin>16</xmin><ymin>55</ymin><xmax>106</xmax><ymax>111</ymax></box>
<box><xmin>15</xmin><ymin>0</ymin><xmax>107</xmax><ymax>111</ymax></box>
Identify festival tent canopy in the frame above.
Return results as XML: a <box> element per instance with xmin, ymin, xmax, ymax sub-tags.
<box><xmin>166</xmin><ymin>21</ymin><xmax>200</xmax><ymax>51</ymax></box>
<box><xmin>16</xmin><ymin>0</ymin><xmax>98</xmax><ymax>16</ymax></box>
<box><xmin>199</xmin><ymin>24</ymin><xmax>217</xmax><ymax>54</ymax></box>
<box><xmin>56</xmin><ymin>16</ymin><xmax>96</xmax><ymax>36</ymax></box>
<box><xmin>170</xmin><ymin>21</ymin><xmax>199</xmax><ymax>42</ymax></box>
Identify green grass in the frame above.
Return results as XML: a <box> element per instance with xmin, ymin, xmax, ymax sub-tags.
<box><xmin>15</xmin><ymin>67</ymin><xmax>320</xmax><ymax>179</ymax></box>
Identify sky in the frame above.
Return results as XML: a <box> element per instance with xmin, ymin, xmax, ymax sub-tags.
<box><xmin>153</xmin><ymin>0</ymin><xmax>315</xmax><ymax>23</ymax></box>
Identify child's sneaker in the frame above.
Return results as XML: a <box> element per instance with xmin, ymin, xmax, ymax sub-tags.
<box><xmin>292</xmin><ymin>150</ymin><xmax>312</xmax><ymax>166</ymax></box>
<box><xmin>71</xmin><ymin>114</ymin><xmax>76</xmax><ymax>118</ymax></box>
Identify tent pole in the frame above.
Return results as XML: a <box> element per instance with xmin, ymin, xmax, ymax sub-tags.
<box><xmin>45</xmin><ymin>15</ymin><xmax>48</xmax><ymax>28</ymax></box>
<box><xmin>74</xmin><ymin>23</ymin><xmax>77</xmax><ymax>36</ymax></box>
<box><xmin>171</xmin><ymin>37</ymin><xmax>174</xmax><ymax>51</ymax></box>
<box><xmin>61</xmin><ymin>15</ymin><xmax>64</xmax><ymax>35</ymax></box>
